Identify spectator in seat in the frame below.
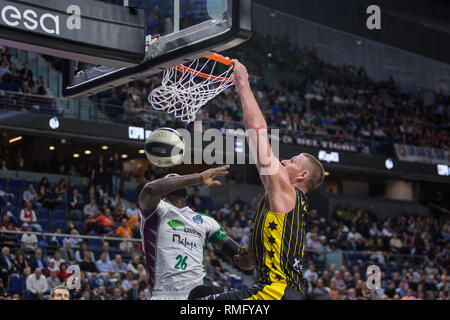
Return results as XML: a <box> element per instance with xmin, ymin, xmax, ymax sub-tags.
<box><xmin>0</xmin><ymin>278</ymin><xmax>10</xmax><ymax>300</ymax></box>
<box><xmin>75</xmin><ymin>242</ymin><xmax>95</xmax><ymax>263</ymax></box>
<box><xmin>109</xmin><ymin>153</ymin><xmax>122</xmax><ymax>196</ymax></box>
<box><xmin>83</xmin><ymin>213</ymin><xmax>100</xmax><ymax>234</ymax></box>
<box><xmin>57</xmin><ymin>262</ymin><xmax>71</xmax><ymax>283</ymax></box>
<box><xmin>117</xmin><ymin>218</ymin><xmax>134</xmax><ymax>252</ymax></box>
<box><xmin>26</xmin><ymin>268</ymin><xmax>48</xmax><ymax>300</ymax></box>
<box><xmin>0</xmin><ymin>159</ymin><xmax>8</xmax><ymax>170</ymax></box>
<box><xmin>187</xmin><ymin>187</ymin><xmax>204</xmax><ymax>211</ymax></box>
<box><xmin>83</xmin><ymin>199</ymin><xmax>99</xmax><ymax>218</ymax></box>
<box><xmin>38</xmin><ymin>185</ymin><xmax>56</xmax><ymax>210</ymax></box>
<box><xmin>52</xmin><ymin>250</ymin><xmax>65</xmax><ymax>270</ymax></box>
<box><xmin>127</xmin><ymin>280</ymin><xmax>140</xmax><ymax>300</ymax></box>
<box><xmin>60</xmin><ymin>239</ymin><xmax>76</xmax><ymax>263</ymax></box>
<box><xmin>46</xmin><ymin>269</ymin><xmax>61</xmax><ymax>291</ymax></box>
<box><xmin>92</xmin><ymin>285</ymin><xmax>110</xmax><ymax>300</ymax></box>
<box><xmin>126</xmin><ymin>202</ymin><xmax>139</xmax><ymax>218</ymax></box>
<box><xmin>310</xmin><ymin>278</ymin><xmax>331</xmax><ymax>300</ymax></box>
<box><xmin>54</xmin><ymin>179</ymin><xmax>67</xmax><ymax>199</ymax></box>
<box><xmin>111</xmin><ymin>286</ymin><xmax>123</xmax><ymax>300</ymax></box>
<box><xmin>43</xmin><ymin>259</ymin><xmax>58</xmax><ymax>277</ymax></box>
<box><xmin>0</xmin><ymin>214</ymin><xmax>17</xmax><ymax>231</ymax></box>
<box><xmin>96</xmin><ymin>208</ymin><xmax>115</xmax><ymax>235</ymax></box>
<box><xmin>20</xmin><ymin>227</ymin><xmax>38</xmax><ymax>254</ymax></box>
<box><xmin>79</xmin><ymin>251</ymin><xmax>98</xmax><ymax>283</ymax></box>
<box><xmin>100</xmin><ymin>241</ymin><xmax>112</xmax><ymax>262</ymax></box>
<box><xmin>63</xmin><ymin>229</ymin><xmax>82</xmax><ymax>250</ymax></box>
<box><xmin>96</xmin><ymin>252</ymin><xmax>120</xmax><ymax>282</ymax></box>
<box><xmin>112</xmin><ymin>255</ymin><xmax>128</xmax><ymax>277</ymax></box>
<box><xmin>127</xmin><ymin>254</ymin><xmax>141</xmax><ymax>276</ymax></box>
<box><xmin>113</xmin><ymin>205</ymin><xmax>126</xmax><ymax>222</ymax></box>
<box><xmin>122</xmin><ymin>271</ymin><xmax>135</xmax><ymax>291</ymax></box>
<box><xmin>330</xmin><ymin>271</ymin><xmax>347</xmax><ymax>293</ymax></box>
<box><xmin>100</xmin><ymin>192</ymin><xmax>113</xmax><ymax>211</ymax></box>
<box><xmin>0</xmin><ymin>247</ymin><xmax>13</xmax><ymax>284</ymax></box>
<box><xmin>19</xmin><ymin>201</ymin><xmax>43</xmax><ymax>232</ymax></box>
<box><xmin>49</xmin><ymin>228</ymin><xmax>64</xmax><ymax>248</ymax></box>
<box><xmin>0</xmin><ymin>185</ymin><xmax>15</xmax><ymax>204</ymax></box>
<box><xmin>305</xmin><ymin>264</ymin><xmax>318</xmax><ymax>282</ymax></box>
<box><xmin>22</xmin><ymin>184</ymin><xmax>37</xmax><ymax>207</ymax></box>
<box><xmin>28</xmin><ymin>248</ymin><xmax>47</xmax><ymax>272</ymax></box>
<box><xmin>68</xmin><ymin>188</ymin><xmax>84</xmax><ymax>221</ymax></box>
<box><xmin>13</xmin><ymin>249</ymin><xmax>28</xmax><ymax>275</ymax></box>
<box><xmin>231</xmin><ymin>220</ymin><xmax>245</xmax><ymax>243</ymax></box>
<box><xmin>20</xmin><ymin>63</ymin><xmax>33</xmax><ymax>86</ymax></box>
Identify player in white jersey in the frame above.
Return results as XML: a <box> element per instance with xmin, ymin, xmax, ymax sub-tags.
<box><xmin>138</xmin><ymin>165</ymin><xmax>245</xmax><ymax>300</ymax></box>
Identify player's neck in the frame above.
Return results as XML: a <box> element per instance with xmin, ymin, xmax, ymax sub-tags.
<box><xmin>293</xmin><ymin>183</ymin><xmax>308</xmax><ymax>195</ymax></box>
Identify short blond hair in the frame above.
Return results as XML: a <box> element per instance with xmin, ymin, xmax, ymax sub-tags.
<box><xmin>301</xmin><ymin>153</ymin><xmax>325</xmax><ymax>192</ymax></box>
<box><xmin>50</xmin><ymin>285</ymin><xmax>70</xmax><ymax>298</ymax></box>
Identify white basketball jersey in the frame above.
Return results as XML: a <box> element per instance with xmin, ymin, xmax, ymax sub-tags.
<box><xmin>140</xmin><ymin>200</ymin><xmax>227</xmax><ymax>300</ymax></box>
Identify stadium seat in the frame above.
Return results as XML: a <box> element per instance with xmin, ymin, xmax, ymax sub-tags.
<box><xmin>37</xmin><ymin>207</ymin><xmax>51</xmax><ymax>220</ymax></box>
<box><xmin>10</xmin><ymin>194</ymin><xmax>20</xmax><ymax>207</ymax></box>
<box><xmin>0</xmin><ymin>177</ymin><xmax>7</xmax><ymax>189</ymax></box>
<box><xmin>53</xmin><ymin>220</ymin><xmax>67</xmax><ymax>233</ymax></box>
<box><xmin>55</xmin><ymin>201</ymin><xmax>67</xmax><ymax>210</ymax></box>
<box><xmin>9</xmin><ymin>178</ymin><xmax>23</xmax><ymax>193</ymax></box>
<box><xmin>39</xmin><ymin>218</ymin><xmax>50</xmax><ymax>232</ymax></box>
<box><xmin>73</xmin><ymin>221</ymin><xmax>83</xmax><ymax>233</ymax></box>
<box><xmin>53</xmin><ymin>209</ymin><xmax>67</xmax><ymax>222</ymax></box>
<box><xmin>88</xmin><ymin>238</ymin><xmax>102</xmax><ymax>252</ymax></box>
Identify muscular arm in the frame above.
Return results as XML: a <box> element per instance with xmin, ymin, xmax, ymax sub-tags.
<box><xmin>138</xmin><ymin>165</ymin><xmax>230</xmax><ymax>211</ymax></box>
<box><xmin>233</xmin><ymin>60</ymin><xmax>296</xmax><ymax>213</ymax></box>
<box><xmin>214</xmin><ymin>237</ymin><xmax>254</xmax><ymax>271</ymax></box>
<box><xmin>138</xmin><ymin>174</ymin><xmax>202</xmax><ymax>211</ymax></box>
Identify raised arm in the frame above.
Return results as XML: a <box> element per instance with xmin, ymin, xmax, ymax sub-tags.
<box><xmin>138</xmin><ymin>165</ymin><xmax>230</xmax><ymax>211</ymax></box>
<box><xmin>233</xmin><ymin>60</ymin><xmax>296</xmax><ymax>213</ymax></box>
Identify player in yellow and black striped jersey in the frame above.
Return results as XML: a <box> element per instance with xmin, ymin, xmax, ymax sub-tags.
<box><xmin>188</xmin><ymin>60</ymin><xmax>325</xmax><ymax>301</ymax></box>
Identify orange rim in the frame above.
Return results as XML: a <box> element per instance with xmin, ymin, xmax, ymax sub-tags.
<box><xmin>173</xmin><ymin>53</ymin><xmax>234</xmax><ymax>82</ymax></box>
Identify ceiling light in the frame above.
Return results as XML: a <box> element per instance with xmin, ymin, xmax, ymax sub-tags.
<box><xmin>9</xmin><ymin>136</ymin><xmax>22</xmax><ymax>143</ymax></box>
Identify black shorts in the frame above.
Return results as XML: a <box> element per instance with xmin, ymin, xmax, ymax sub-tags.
<box><xmin>189</xmin><ymin>283</ymin><xmax>304</xmax><ymax>300</ymax></box>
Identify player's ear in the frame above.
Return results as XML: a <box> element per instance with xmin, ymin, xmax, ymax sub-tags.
<box><xmin>296</xmin><ymin>169</ymin><xmax>308</xmax><ymax>182</ymax></box>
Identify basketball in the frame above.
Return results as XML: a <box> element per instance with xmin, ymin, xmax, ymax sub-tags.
<box><xmin>144</xmin><ymin>127</ymin><xmax>185</xmax><ymax>167</ymax></box>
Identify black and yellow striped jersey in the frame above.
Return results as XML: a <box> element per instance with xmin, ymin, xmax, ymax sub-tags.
<box><xmin>250</xmin><ymin>188</ymin><xmax>308</xmax><ymax>293</ymax></box>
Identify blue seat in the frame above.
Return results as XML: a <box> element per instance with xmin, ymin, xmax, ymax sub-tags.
<box><xmin>73</xmin><ymin>221</ymin><xmax>83</xmax><ymax>232</ymax></box>
<box><xmin>38</xmin><ymin>207</ymin><xmax>51</xmax><ymax>220</ymax></box>
<box><xmin>88</xmin><ymin>238</ymin><xmax>102</xmax><ymax>252</ymax></box>
<box><xmin>0</xmin><ymin>178</ymin><xmax>7</xmax><ymax>189</ymax></box>
<box><xmin>39</xmin><ymin>218</ymin><xmax>50</xmax><ymax>232</ymax></box>
<box><xmin>53</xmin><ymin>220</ymin><xmax>67</xmax><ymax>233</ymax></box>
<box><xmin>53</xmin><ymin>209</ymin><xmax>66</xmax><ymax>222</ymax></box>
<box><xmin>9</xmin><ymin>178</ymin><xmax>22</xmax><ymax>193</ymax></box>
<box><xmin>55</xmin><ymin>201</ymin><xmax>67</xmax><ymax>210</ymax></box>
<box><xmin>10</xmin><ymin>195</ymin><xmax>20</xmax><ymax>207</ymax></box>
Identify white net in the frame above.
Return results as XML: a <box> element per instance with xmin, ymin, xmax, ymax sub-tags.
<box><xmin>148</xmin><ymin>56</ymin><xmax>235</xmax><ymax>123</ymax></box>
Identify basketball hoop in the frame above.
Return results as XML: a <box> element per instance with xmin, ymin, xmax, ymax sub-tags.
<box><xmin>148</xmin><ymin>53</ymin><xmax>235</xmax><ymax>123</ymax></box>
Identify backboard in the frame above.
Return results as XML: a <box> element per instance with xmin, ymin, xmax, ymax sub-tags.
<box><xmin>62</xmin><ymin>0</ymin><xmax>252</xmax><ymax>98</ymax></box>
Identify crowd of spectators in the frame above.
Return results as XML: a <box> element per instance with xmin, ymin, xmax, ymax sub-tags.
<box><xmin>90</xmin><ymin>33</ymin><xmax>449</xmax><ymax>155</ymax></box>
<box><xmin>301</xmin><ymin>205</ymin><xmax>449</xmax><ymax>300</ymax></box>
<box><xmin>0</xmin><ymin>176</ymin><xmax>448</xmax><ymax>300</ymax></box>
<box><xmin>0</xmin><ymin>46</ymin><xmax>47</xmax><ymax>96</ymax></box>
<box><xmin>0</xmin><ymin>173</ymin><xmax>245</xmax><ymax>300</ymax></box>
